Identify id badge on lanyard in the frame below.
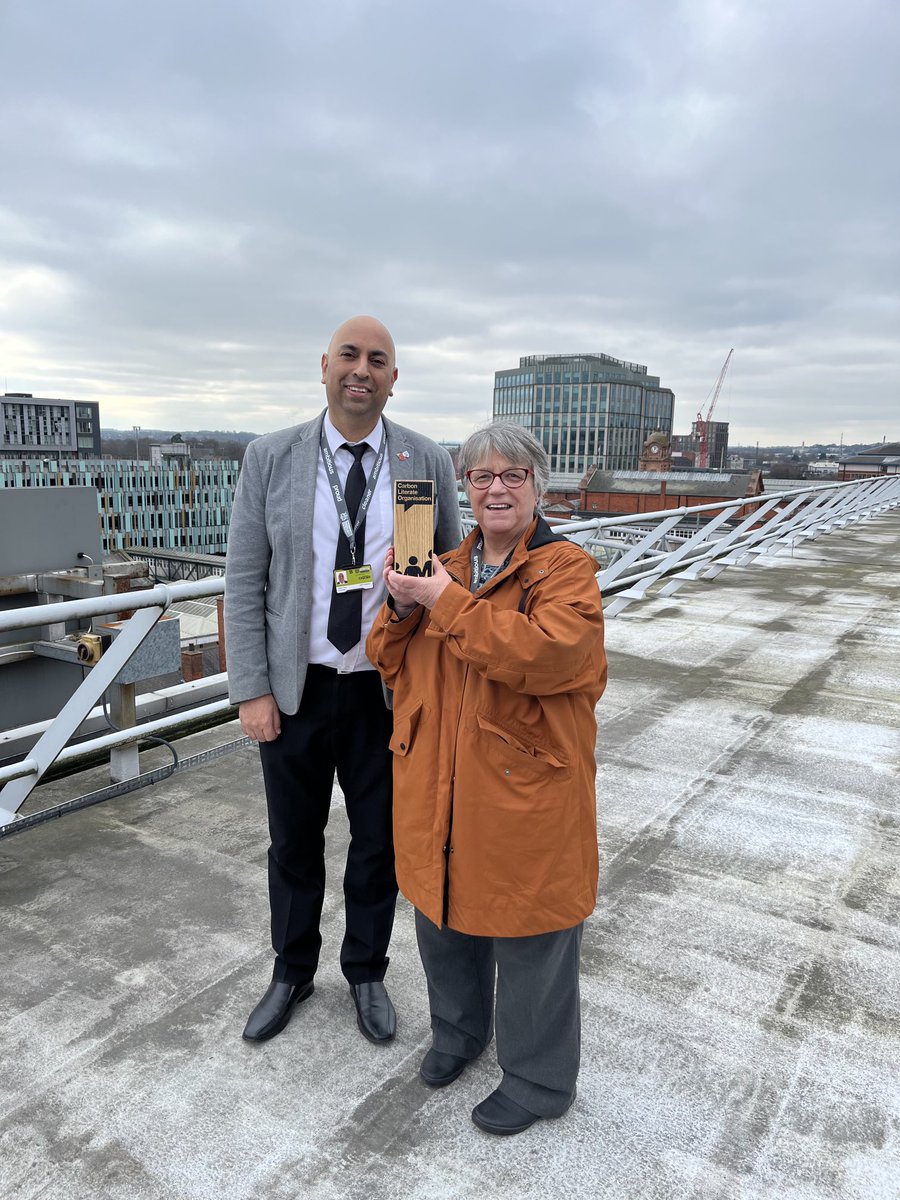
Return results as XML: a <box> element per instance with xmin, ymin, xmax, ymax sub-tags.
<box><xmin>321</xmin><ymin>428</ymin><xmax>385</xmax><ymax>593</ymax></box>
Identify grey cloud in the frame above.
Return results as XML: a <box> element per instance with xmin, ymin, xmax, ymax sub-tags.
<box><xmin>0</xmin><ymin>0</ymin><xmax>897</xmax><ymax>446</ymax></box>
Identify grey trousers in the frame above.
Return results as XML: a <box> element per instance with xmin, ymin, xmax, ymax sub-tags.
<box><xmin>415</xmin><ymin>909</ymin><xmax>584</xmax><ymax>1117</ymax></box>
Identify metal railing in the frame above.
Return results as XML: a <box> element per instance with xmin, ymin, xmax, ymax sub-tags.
<box><xmin>0</xmin><ymin>579</ymin><xmax>226</xmax><ymax>825</ymax></box>
<box><xmin>551</xmin><ymin>475</ymin><xmax>900</xmax><ymax>616</ymax></box>
<box><xmin>2</xmin><ymin>474</ymin><xmax>898</xmax><ymax>829</ymax></box>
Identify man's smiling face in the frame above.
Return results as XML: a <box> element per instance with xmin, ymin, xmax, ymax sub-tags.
<box><xmin>321</xmin><ymin>316</ymin><xmax>398</xmax><ymax>436</ymax></box>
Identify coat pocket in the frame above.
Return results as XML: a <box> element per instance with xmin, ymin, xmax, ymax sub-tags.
<box><xmin>475</xmin><ymin>713</ymin><xmax>568</xmax><ymax>770</ymax></box>
<box><xmin>390</xmin><ymin>700</ymin><xmax>423</xmax><ymax>757</ymax></box>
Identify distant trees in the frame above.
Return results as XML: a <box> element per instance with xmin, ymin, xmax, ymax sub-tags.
<box><xmin>101</xmin><ymin>435</ymin><xmax>153</xmax><ymax>460</ymax></box>
<box><xmin>99</xmin><ymin>434</ymin><xmax>248</xmax><ymax>464</ymax></box>
<box><xmin>768</xmin><ymin>461</ymin><xmax>808</xmax><ymax>479</ymax></box>
<box><xmin>195</xmin><ymin>438</ymin><xmax>248</xmax><ymax>464</ymax></box>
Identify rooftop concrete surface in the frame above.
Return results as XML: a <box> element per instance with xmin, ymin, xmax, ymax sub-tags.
<box><xmin>1</xmin><ymin>515</ymin><xmax>898</xmax><ymax>1200</ymax></box>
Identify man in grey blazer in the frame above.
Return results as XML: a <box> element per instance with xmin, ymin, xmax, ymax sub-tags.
<box><xmin>225</xmin><ymin>315</ymin><xmax>461</xmax><ymax>1045</ymax></box>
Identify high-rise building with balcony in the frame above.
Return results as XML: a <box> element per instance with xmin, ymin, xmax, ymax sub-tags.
<box><xmin>492</xmin><ymin>353</ymin><xmax>674</xmax><ymax>474</ymax></box>
<box><xmin>2</xmin><ymin>394</ymin><xmax>101</xmax><ymax>458</ymax></box>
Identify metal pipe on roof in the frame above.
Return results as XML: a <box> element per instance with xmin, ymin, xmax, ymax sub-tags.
<box><xmin>0</xmin><ymin>577</ymin><xmax>224</xmax><ymax>634</ymax></box>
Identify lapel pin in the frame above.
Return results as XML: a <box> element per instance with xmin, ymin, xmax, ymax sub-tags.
<box><xmin>397</xmin><ymin>451</ymin><xmax>410</xmax><ymax>461</ymax></box>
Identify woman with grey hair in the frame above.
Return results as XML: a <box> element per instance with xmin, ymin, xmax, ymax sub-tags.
<box><xmin>457</xmin><ymin>422</ymin><xmax>552</xmax><ymax>510</ymax></box>
<box><xmin>367</xmin><ymin>422</ymin><xmax>607</xmax><ymax>1136</ymax></box>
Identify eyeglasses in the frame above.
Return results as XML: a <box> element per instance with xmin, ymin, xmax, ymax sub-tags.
<box><xmin>465</xmin><ymin>468</ymin><xmax>533</xmax><ymax>490</ymax></box>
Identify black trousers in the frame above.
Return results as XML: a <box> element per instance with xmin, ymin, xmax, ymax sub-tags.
<box><xmin>258</xmin><ymin>665</ymin><xmax>396</xmax><ymax>986</ymax></box>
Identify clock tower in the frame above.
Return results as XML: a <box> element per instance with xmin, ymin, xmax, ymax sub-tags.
<box><xmin>639</xmin><ymin>431</ymin><xmax>672</xmax><ymax>472</ymax></box>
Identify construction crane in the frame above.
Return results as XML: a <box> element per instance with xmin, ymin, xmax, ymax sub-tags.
<box><xmin>695</xmin><ymin>349</ymin><xmax>733</xmax><ymax>470</ymax></box>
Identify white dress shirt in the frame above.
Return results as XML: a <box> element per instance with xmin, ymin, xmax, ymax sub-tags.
<box><xmin>307</xmin><ymin>413</ymin><xmax>392</xmax><ymax>672</ymax></box>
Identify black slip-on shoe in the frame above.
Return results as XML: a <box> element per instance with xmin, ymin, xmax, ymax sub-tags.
<box><xmin>242</xmin><ymin>978</ymin><xmax>314</xmax><ymax>1042</ymax></box>
<box><xmin>350</xmin><ymin>981</ymin><xmax>396</xmax><ymax>1043</ymax></box>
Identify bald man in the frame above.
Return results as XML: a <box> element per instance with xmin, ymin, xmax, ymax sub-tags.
<box><xmin>225</xmin><ymin>317</ymin><xmax>461</xmax><ymax>1045</ymax></box>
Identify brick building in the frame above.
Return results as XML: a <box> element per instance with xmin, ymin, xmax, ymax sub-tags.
<box><xmin>838</xmin><ymin>443</ymin><xmax>900</xmax><ymax>480</ymax></box>
<box><xmin>542</xmin><ymin>433</ymin><xmax>764</xmax><ymax>521</ymax></box>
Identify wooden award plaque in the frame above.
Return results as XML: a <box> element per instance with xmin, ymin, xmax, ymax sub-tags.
<box><xmin>393</xmin><ymin>480</ymin><xmax>434</xmax><ymax>577</ymax></box>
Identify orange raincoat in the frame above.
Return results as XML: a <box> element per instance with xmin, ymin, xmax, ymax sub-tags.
<box><xmin>366</xmin><ymin>517</ymin><xmax>607</xmax><ymax>937</ymax></box>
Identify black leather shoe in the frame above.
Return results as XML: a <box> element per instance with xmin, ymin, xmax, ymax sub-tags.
<box><xmin>349</xmin><ymin>981</ymin><xmax>396</xmax><ymax>1043</ymax></box>
<box><xmin>420</xmin><ymin>1047</ymin><xmax>470</xmax><ymax>1087</ymax></box>
<box><xmin>242</xmin><ymin>978</ymin><xmax>314</xmax><ymax>1042</ymax></box>
<box><xmin>471</xmin><ymin>1089</ymin><xmax>545</xmax><ymax>1136</ymax></box>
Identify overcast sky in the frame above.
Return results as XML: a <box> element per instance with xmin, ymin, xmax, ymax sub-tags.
<box><xmin>1</xmin><ymin>0</ymin><xmax>897</xmax><ymax>448</ymax></box>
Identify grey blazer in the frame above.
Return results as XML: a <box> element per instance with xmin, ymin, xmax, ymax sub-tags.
<box><xmin>224</xmin><ymin>412</ymin><xmax>462</xmax><ymax>713</ymax></box>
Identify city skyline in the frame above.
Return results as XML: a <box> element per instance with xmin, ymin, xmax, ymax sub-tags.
<box><xmin>1</xmin><ymin>2</ymin><xmax>897</xmax><ymax>448</ymax></box>
<box><xmin>8</xmin><ymin>401</ymin><xmax>888</xmax><ymax>461</ymax></box>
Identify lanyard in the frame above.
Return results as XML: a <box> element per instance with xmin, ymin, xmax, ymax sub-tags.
<box><xmin>470</xmin><ymin>535</ymin><xmax>512</xmax><ymax>592</ymax></box>
<box><xmin>319</xmin><ymin>426</ymin><xmax>386</xmax><ymax>565</ymax></box>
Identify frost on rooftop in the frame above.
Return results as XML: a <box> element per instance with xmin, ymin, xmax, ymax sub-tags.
<box><xmin>1</xmin><ymin>517</ymin><xmax>899</xmax><ymax>1199</ymax></box>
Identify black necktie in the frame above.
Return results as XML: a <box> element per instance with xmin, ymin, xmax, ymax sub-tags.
<box><xmin>327</xmin><ymin>442</ymin><xmax>369</xmax><ymax>653</ymax></box>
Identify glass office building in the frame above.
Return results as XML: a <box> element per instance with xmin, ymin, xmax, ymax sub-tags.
<box><xmin>493</xmin><ymin>353</ymin><xmax>675</xmax><ymax>474</ymax></box>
